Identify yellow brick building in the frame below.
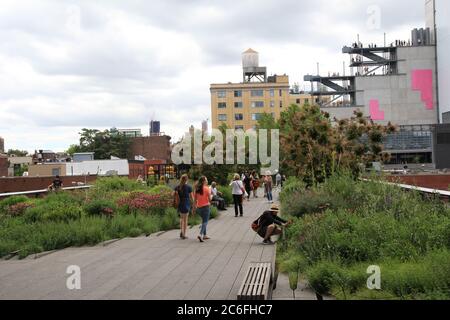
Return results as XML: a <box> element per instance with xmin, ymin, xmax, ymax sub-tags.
<box><xmin>210</xmin><ymin>49</ymin><xmax>313</xmax><ymax>131</ymax></box>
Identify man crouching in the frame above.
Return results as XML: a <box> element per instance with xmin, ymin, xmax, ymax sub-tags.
<box><xmin>252</xmin><ymin>205</ymin><xmax>291</xmax><ymax>245</ymax></box>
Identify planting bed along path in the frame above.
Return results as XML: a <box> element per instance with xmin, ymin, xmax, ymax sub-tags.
<box><xmin>0</xmin><ymin>192</ymin><xmax>277</xmax><ymax>300</ymax></box>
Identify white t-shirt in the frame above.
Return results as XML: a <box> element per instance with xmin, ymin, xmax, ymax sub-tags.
<box><xmin>211</xmin><ymin>187</ymin><xmax>218</xmax><ymax>197</ymax></box>
<box><xmin>230</xmin><ymin>180</ymin><xmax>244</xmax><ymax>195</ymax></box>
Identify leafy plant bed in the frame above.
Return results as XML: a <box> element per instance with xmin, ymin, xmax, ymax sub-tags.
<box><xmin>277</xmin><ymin>174</ymin><xmax>450</xmax><ymax>300</ymax></box>
<box><xmin>0</xmin><ymin>177</ymin><xmax>218</xmax><ymax>260</ymax></box>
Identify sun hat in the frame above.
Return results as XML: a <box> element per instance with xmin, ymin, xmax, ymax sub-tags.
<box><xmin>270</xmin><ymin>204</ymin><xmax>280</xmax><ymax>212</ymax></box>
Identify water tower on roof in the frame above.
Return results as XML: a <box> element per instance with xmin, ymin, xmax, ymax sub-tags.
<box><xmin>242</xmin><ymin>48</ymin><xmax>267</xmax><ymax>83</ymax></box>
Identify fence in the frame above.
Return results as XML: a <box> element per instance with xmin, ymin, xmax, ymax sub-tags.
<box><xmin>0</xmin><ymin>185</ymin><xmax>92</xmax><ymax>199</ymax></box>
<box><xmin>362</xmin><ymin>178</ymin><xmax>450</xmax><ymax>202</ymax></box>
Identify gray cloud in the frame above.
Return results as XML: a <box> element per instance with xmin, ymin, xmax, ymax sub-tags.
<box><xmin>0</xmin><ymin>0</ymin><xmax>424</xmax><ymax>152</ymax></box>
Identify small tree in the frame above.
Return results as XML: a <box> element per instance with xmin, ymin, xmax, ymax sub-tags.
<box><xmin>279</xmin><ymin>104</ymin><xmax>396</xmax><ymax>185</ymax></box>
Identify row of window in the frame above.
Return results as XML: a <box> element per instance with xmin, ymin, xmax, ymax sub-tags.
<box><xmin>217</xmin><ymin>89</ymin><xmax>284</xmax><ymax>99</ymax></box>
<box><xmin>218</xmin><ymin>101</ymin><xmax>283</xmax><ymax>109</ymax></box>
<box><xmin>218</xmin><ymin>113</ymin><xmax>274</xmax><ymax>122</ymax></box>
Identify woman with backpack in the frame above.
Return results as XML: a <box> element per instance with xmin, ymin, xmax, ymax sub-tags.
<box><xmin>174</xmin><ymin>174</ymin><xmax>194</xmax><ymax>240</ymax></box>
<box><xmin>230</xmin><ymin>173</ymin><xmax>245</xmax><ymax>217</ymax></box>
<box><xmin>194</xmin><ymin>176</ymin><xmax>212</xmax><ymax>243</ymax></box>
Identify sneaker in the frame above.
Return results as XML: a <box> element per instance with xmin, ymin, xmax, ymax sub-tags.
<box><xmin>263</xmin><ymin>239</ymin><xmax>275</xmax><ymax>245</ymax></box>
<box><xmin>203</xmin><ymin>236</ymin><xmax>211</xmax><ymax>240</ymax></box>
<box><xmin>197</xmin><ymin>236</ymin><xmax>204</xmax><ymax>243</ymax></box>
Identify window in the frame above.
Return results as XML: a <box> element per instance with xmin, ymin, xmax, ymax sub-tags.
<box><xmin>234</xmin><ymin>102</ymin><xmax>243</xmax><ymax>109</ymax></box>
<box><xmin>269</xmin><ymin>89</ymin><xmax>275</xmax><ymax>97</ymax></box>
<box><xmin>270</xmin><ymin>101</ymin><xmax>275</xmax><ymax>108</ymax></box>
<box><xmin>251</xmin><ymin>101</ymin><xmax>264</xmax><ymax>108</ymax></box>
<box><xmin>252</xmin><ymin>113</ymin><xmax>263</xmax><ymax>121</ymax></box>
<box><xmin>280</xmin><ymin>101</ymin><xmax>283</xmax><ymax>108</ymax></box>
<box><xmin>279</xmin><ymin>89</ymin><xmax>283</xmax><ymax>97</ymax></box>
<box><xmin>296</xmin><ymin>99</ymin><xmax>301</xmax><ymax>104</ymax></box>
<box><xmin>251</xmin><ymin>90</ymin><xmax>264</xmax><ymax>97</ymax></box>
<box><xmin>218</xmin><ymin>114</ymin><xmax>227</xmax><ymax>121</ymax></box>
<box><xmin>234</xmin><ymin>90</ymin><xmax>242</xmax><ymax>98</ymax></box>
<box><xmin>235</xmin><ymin>125</ymin><xmax>244</xmax><ymax>131</ymax></box>
<box><xmin>235</xmin><ymin>114</ymin><xmax>244</xmax><ymax>121</ymax></box>
<box><xmin>52</xmin><ymin>168</ymin><xmax>60</xmax><ymax>176</ymax></box>
<box><xmin>217</xmin><ymin>91</ymin><xmax>226</xmax><ymax>99</ymax></box>
<box><xmin>218</xmin><ymin>102</ymin><xmax>227</xmax><ymax>109</ymax></box>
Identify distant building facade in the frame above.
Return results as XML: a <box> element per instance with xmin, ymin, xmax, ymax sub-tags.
<box><xmin>73</xmin><ymin>152</ymin><xmax>95</xmax><ymax>162</ymax></box>
<box><xmin>211</xmin><ymin>49</ymin><xmax>312</xmax><ymax>131</ymax></box>
<box><xmin>0</xmin><ymin>155</ymin><xmax>8</xmax><ymax>177</ymax></box>
<box><xmin>426</xmin><ymin>0</ymin><xmax>450</xmax><ymax>123</ymax></box>
<box><xmin>129</xmin><ymin>135</ymin><xmax>172</xmax><ymax>163</ymax></box>
<box><xmin>32</xmin><ymin>150</ymin><xmax>57</xmax><ymax>164</ymax></box>
<box><xmin>0</xmin><ymin>136</ymin><xmax>4</xmax><ymax>154</ymax></box>
<box><xmin>28</xmin><ymin>163</ymin><xmax>66</xmax><ymax>177</ymax></box>
<box><xmin>8</xmin><ymin>156</ymin><xmax>33</xmax><ymax>177</ymax></box>
<box><xmin>117</xmin><ymin>129</ymin><xmax>143</xmax><ymax>138</ymax></box>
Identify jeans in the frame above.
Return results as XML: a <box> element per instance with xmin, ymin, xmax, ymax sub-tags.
<box><xmin>267</xmin><ymin>191</ymin><xmax>273</xmax><ymax>202</ymax></box>
<box><xmin>233</xmin><ymin>194</ymin><xmax>243</xmax><ymax>216</ymax></box>
<box><xmin>197</xmin><ymin>206</ymin><xmax>210</xmax><ymax>236</ymax></box>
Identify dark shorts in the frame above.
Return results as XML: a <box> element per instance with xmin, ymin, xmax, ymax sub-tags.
<box><xmin>257</xmin><ymin>226</ymin><xmax>268</xmax><ymax>238</ymax></box>
<box><xmin>178</xmin><ymin>200</ymin><xmax>191</xmax><ymax>214</ymax></box>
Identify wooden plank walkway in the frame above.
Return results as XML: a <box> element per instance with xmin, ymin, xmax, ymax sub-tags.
<box><xmin>0</xmin><ymin>193</ymin><xmax>277</xmax><ymax>300</ymax></box>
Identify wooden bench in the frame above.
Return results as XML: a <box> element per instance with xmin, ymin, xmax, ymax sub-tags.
<box><xmin>237</xmin><ymin>262</ymin><xmax>273</xmax><ymax>300</ymax></box>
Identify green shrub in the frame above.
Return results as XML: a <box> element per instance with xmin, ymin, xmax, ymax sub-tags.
<box><xmin>24</xmin><ymin>202</ymin><xmax>82</xmax><ymax>223</ymax></box>
<box><xmin>278</xmin><ymin>173</ymin><xmax>450</xmax><ymax>300</ymax></box>
<box><xmin>161</xmin><ymin>208</ymin><xmax>179</xmax><ymax>231</ymax></box>
<box><xmin>0</xmin><ymin>196</ymin><xmax>29</xmax><ymax>214</ymax></box>
<box><xmin>280</xmin><ymin>177</ymin><xmax>306</xmax><ymax>203</ymax></box>
<box><xmin>217</xmin><ymin>186</ymin><xmax>232</xmax><ymax>206</ymax></box>
<box><xmin>84</xmin><ymin>199</ymin><xmax>117</xmax><ymax>217</ymax></box>
<box><xmin>210</xmin><ymin>207</ymin><xmax>219</xmax><ymax>219</ymax></box>
<box><xmin>149</xmin><ymin>185</ymin><xmax>173</xmax><ymax>195</ymax></box>
<box><xmin>281</xmin><ymin>190</ymin><xmax>342</xmax><ymax>217</ymax></box>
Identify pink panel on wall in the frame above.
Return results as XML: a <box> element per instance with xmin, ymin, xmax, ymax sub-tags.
<box><xmin>369</xmin><ymin>99</ymin><xmax>385</xmax><ymax>121</ymax></box>
<box><xmin>411</xmin><ymin>69</ymin><xmax>434</xmax><ymax>110</ymax></box>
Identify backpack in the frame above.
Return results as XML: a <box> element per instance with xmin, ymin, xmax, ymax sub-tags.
<box><xmin>251</xmin><ymin>218</ymin><xmax>260</xmax><ymax>232</ymax></box>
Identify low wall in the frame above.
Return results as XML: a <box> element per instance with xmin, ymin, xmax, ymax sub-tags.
<box><xmin>0</xmin><ymin>176</ymin><xmax>98</xmax><ymax>194</ymax></box>
<box><xmin>385</xmin><ymin>174</ymin><xmax>450</xmax><ymax>191</ymax></box>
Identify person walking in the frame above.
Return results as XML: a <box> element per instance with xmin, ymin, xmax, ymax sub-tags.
<box><xmin>173</xmin><ymin>174</ymin><xmax>194</xmax><ymax>240</ymax></box>
<box><xmin>263</xmin><ymin>175</ymin><xmax>268</xmax><ymax>198</ymax></box>
<box><xmin>194</xmin><ymin>176</ymin><xmax>212</xmax><ymax>243</ymax></box>
<box><xmin>230</xmin><ymin>174</ymin><xmax>244</xmax><ymax>217</ymax></box>
<box><xmin>243</xmin><ymin>172</ymin><xmax>252</xmax><ymax>202</ymax></box>
<box><xmin>266</xmin><ymin>175</ymin><xmax>274</xmax><ymax>204</ymax></box>
<box><xmin>275</xmin><ymin>173</ymin><xmax>282</xmax><ymax>189</ymax></box>
<box><xmin>251</xmin><ymin>170</ymin><xmax>260</xmax><ymax>198</ymax></box>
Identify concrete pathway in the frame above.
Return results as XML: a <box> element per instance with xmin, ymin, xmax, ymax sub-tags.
<box><xmin>0</xmin><ymin>194</ymin><xmax>277</xmax><ymax>300</ymax></box>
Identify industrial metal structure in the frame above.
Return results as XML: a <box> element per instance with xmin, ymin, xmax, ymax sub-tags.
<box><xmin>304</xmin><ymin>21</ymin><xmax>439</xmax><ymax>166</ymax></box>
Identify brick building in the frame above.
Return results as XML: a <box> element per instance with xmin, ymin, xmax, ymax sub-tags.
<box><xmin>0</xmin><ymin>136</ymin><xmax>4</xmax><ymax>154</ymax></box>
<box><xmin>0</xmin><ymin>155</ymin><xmax>8</xmax><ymax>177</ymax></box>
<box><xmin>129</xmin><ymin>135</ymin><xmax>172</xmax><ymax>162</ymax></box>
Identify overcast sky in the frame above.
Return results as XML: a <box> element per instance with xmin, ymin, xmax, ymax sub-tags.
<box><xmin>0</xmin><ymin>0</ymin><xmax>425</xmax><ymax>153</ymax></box>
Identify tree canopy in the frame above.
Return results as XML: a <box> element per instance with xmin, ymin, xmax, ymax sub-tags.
<box><xmin>67</xmin><ymin>128</ymin><xmax>132</xmax><ymax>160</ymax></box>
<box><xmin>257</xmin><ymin>104</ymin><xmax>396</xmax><ymax>185</ymax></box>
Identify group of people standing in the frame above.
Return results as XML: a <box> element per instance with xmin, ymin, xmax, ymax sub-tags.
<box><xmin>237</xmin><ymin>171</ymin><xmax>285</xmax><ymax>204</ymax></box>
<box><xmin>173</xmin><ymin>171</ymin><xmax>287</xmax><ymax>244</ymax></box>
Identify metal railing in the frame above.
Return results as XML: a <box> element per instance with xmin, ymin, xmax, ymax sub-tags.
<box><xmin>362</xmin><ymin>178</ymin><xmax>450</xmax><ymax>201</ymax></box>
<box><xmin>0</xmin><ymin>185</ymin><xmax>92</xmax><ymax>199</ymax></box>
